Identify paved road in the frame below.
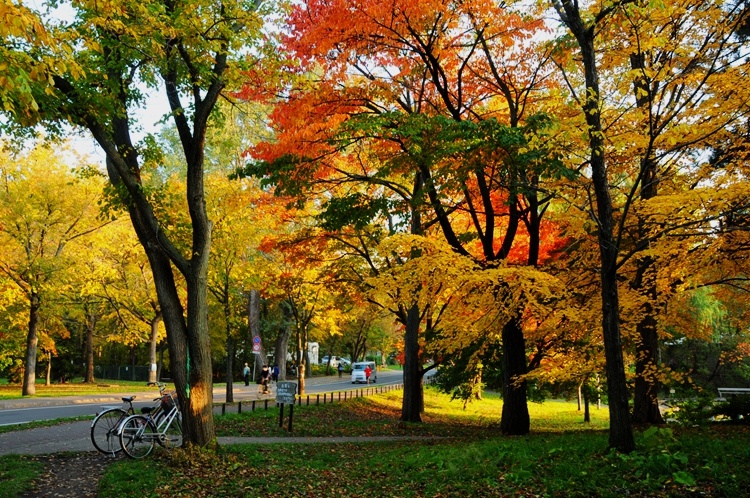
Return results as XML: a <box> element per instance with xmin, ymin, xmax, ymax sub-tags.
<box><xmin>0</xmin><ymin>369</ymin><xmax>403</xmax><ymax>426</ymax></box>
<box><xmin>0</xmin><ymin>370</ymin><xmax>406</xmax><ymax>456</ymax></box>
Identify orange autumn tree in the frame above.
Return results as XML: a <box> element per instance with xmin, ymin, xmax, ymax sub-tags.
<box><xmin>240</xmin><ymin>0</ymin><xmax>577</xmax><ymax>432</ymax></box>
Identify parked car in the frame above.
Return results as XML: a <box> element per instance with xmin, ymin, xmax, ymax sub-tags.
<box><xmin>320</xmin><ymin>356</ymin><xmax>340</xmax><ymax>367</ymax></box>
<box><xmin>351</xmin><ymin>361</ymin><xmax>377</xmax><ymax>383</ymax></box>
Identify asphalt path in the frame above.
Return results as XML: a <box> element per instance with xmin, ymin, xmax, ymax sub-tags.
<box><xmin>0</xmin><ymin>369</ymin><xmax>404</xmax><ymax>426</ymax></box>
<box><xmin>0</xmin><ymin>369</ymin><xmax>407</xmax><ymax>456</ymax></box>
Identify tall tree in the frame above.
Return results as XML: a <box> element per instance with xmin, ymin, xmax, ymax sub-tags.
<box><xmin>551</xmin><ymin>0</ymin><xmax>635</xmax><ymax>452</ymax></box>
<box><xmin>1</xmin><ymin>0</ymin><xmax>268</xmax><ymax>446</ymax></box>
<box><xmin>0</xmin><ymin>145</ymin><xmax>103</xmax><ymax>395</ymax></box>
<box><xmin>609</xmin><ymin>0</ymin><xmax>750</xmax><ymax>425</ymax></box>
<box><xmin>242</xmin><ymin>0</ymin><xmax>569</xmax><ymax>431</ymax></box>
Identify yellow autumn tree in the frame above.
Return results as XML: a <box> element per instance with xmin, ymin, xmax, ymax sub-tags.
<box><xmin>0</xmin><ymin>142</ymin><xmax>105</xmax><ymax>394</ymax></box>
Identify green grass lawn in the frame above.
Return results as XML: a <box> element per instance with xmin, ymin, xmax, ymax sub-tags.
<box><xmin>0</xmin><ymin>378</ymin><xmax>165</xmax><ymax>400</ymax></box>
<box><xmin>2</xmin><ymin>387</ymin><xmax>749</xmax><ymax>497</ymax></box>
<box><xmin>98</xmin><ymin>388</ymin><xmax>749</xmax><ymax>497</ymax></box>
<box><xmin>0</xmin><ymin>455</ymin><xmax>44</xmax><ymax>497</ymax></box>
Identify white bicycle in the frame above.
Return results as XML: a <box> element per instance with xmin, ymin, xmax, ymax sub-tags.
<box><xmin>117</xmin><ymin>389</ymin><xmax>183</xmax><ymax>459</ymax></box>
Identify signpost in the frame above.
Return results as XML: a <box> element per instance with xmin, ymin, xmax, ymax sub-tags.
<box><xmin>251</xmin><ymin>336</ymin><xmax>262</xmax><ymax>380</ymax></box>
<box><xmin>276</xmin><ymin>381</ymin><xmax>297</xmax><ymax>431</ymax></box>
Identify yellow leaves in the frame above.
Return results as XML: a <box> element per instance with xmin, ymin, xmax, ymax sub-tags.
<box><xmin>365</xmin><ymin>234</ymin><xmax>577</xmax><ymax>355</ymax></box>
<box><xmin>0</xmin><ymin>1</ymin><xmax>49</xmax><ymax>43</ymax></box>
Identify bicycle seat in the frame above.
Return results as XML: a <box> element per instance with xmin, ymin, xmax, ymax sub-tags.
<box><xmin>122</xmin><ymin>396</ymin><xmax>136</xmax><ymax>402</ymax></box>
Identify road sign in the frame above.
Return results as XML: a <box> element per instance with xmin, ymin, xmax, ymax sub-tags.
<box><xmin>276</xmin><ymin>381</ymin><xmax>297</xmax><ymax>404</ymax></box>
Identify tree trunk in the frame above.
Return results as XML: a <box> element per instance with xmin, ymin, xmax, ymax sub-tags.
<box><xmin>148</xmin><ymin>313</ymin><xmax>162</xmax><ymax>384</ymax></box>
<box><xmin>248</xmin><ymin>290</ymin><xmax>265</xmax><ymax>376</ymax></box>
<box><xmin>629</xmin><ymin>50</ymin><xmax>665</xmax><ymax>426</ymax></box>
<box><xmin>598</xmin><ymin>180</ymin><xmax>635</xmax><ymax>452</ymax></box>
<box><xmin>184</xmin><ymin>265</ymin><xmax>215</xmax><ymax>449</ymax></box>
<box><xmin>223</xmin><ymin>290</ymin><xmax>235</xmax><ymax>403</ymax></box>
<box><xmin>555</xmin><ymin>0</ymin><xmax>635</xmax><ymax>453</ymax></box>
<box><xmin>500</xmin><ymin>316</ymin><xmax>530</xmax><ymax>435</ymax></box>
<box><xmin>158</xmin><ymin>345</ymin><xmax>165</xmax><ymax>382</ymax></box>
<box><xmin>274</xmin><ymin>304</ymin><xmax>292</xmax><ymax>381</ymax></box>
<box><xmin>84</xmin><ymin>314</ymin><xmax>95</xmax><ymax>383</ymax></box>
<box><xmin>105</xmin><ymin>150</ymin><xmax>215</xmax><ymax>447</ymax></box>
<box><xmin>632</xmin><ymin>313</ymin><xmax>664</xmax><ymax>424</ymax></box>
<box><xmin>401</xmin><ymin>304</ymin><xmax>424</xmax><ymax>422</ymax></box>
<box><xmin>45</xmin><ymin>352</ymin><xmax>51</xmax><ymax>386</ymax></box>
<box><xmin>298</xmin><ymin>361</ymin><xmax>306</xmax><ymax>395</ymax></box>
<box><xmin>225</xmin><ymin>333</ymin><xmax>235</xmax><ymax>403</ymax></box>
<box><xmin>143</xmin><ymin>249</ymin><xmax>193</xmax><ymax>443</ymax></box>
<box><xmin>583</xmin><ymin>385</ymin><xmax>591</xmax><ymax>423</ymax></box>
<box><xmin>22</xmin><ymin>293</ymin><xmax>40</xmax><ymax>396</ymax></box>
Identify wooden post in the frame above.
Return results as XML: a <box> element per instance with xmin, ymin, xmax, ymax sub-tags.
<box><xmin>238</xmin><ymin>401</ymin><xmax>242</xmax><ymax>414</ymax></box>
<box><xmin>222</xmin><ymin>404</ymin><xmax>226</xmax><ymax>415</ymax></box>
<box><xmin>288</xmin><ymin>404</ymin><xmax>294</xmax><ymax>432</ymax></box>
<box><xmin>279</xmin><ymin>403</ymin><xmax>285</xmax><ymax>427</ymax></box>
<box><xmin>317</xmin><ymin>394</ymin><xmax>320</xmax><ymax>405</ymax></box>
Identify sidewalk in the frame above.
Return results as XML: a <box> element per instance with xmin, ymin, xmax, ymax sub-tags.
<box><xmin>0</xmin><ymin>420</ymin><xmax>440</xmax><ymax>456</ymax></box>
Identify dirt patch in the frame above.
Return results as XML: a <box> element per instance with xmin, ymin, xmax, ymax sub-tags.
<box><xmin>19</xmin><ymin>453</ymin><xmax>112</xmax><ymax>498</ymax></box>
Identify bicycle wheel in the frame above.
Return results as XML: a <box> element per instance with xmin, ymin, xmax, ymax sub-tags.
<box><xmin>90</xmin><ymin>408</ymin><xmax>128</xmax><ymax>456</ymax></box>
<box><xmin>157</xmin><ymin>412</ymin><xmax>183</xmax><ymax>448</ymax></box>
<box><xmin>119</xmin><ymin>415</ymin><xmax>156</xmax><ymax>459</ymax></box>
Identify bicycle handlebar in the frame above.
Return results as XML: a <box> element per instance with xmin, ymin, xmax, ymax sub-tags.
<box><xmin>146</xmin><ymin>381</ymin><xmax>169</xmax><ymax>395</ymax></box>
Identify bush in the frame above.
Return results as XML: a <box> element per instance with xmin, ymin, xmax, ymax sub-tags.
<box><xmin>713</xmin><ymin>395</ymin><xmax>750</xmax><ymax>422</ymax></box>
<box><xmin>663</xmin><ymin>392</ymin><xmax>716</xmax><ymax>426</ymax></box>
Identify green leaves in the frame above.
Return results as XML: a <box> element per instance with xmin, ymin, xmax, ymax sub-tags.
<box><xmin>318</xmin><ymin>194</ymin><xmax>390</xmax><ymax>231</ymax></box>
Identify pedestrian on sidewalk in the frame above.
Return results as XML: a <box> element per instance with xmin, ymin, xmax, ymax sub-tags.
<box><xmin>365</xmin><ymin>365</ymin><xmax>371</xmax><ymax>384</ymax></box>
<box><xmin>243</xmin><ymin>363</ymin><xmax>251</xmax><ymax>386</ymax></box>
<box><xmin>337</xmin><ymin>363</ymin><xmax>343</xmax><ymax>378</ymax></box>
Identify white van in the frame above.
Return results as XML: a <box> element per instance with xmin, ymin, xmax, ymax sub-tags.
<box><xmin>351</xmin><ymin>361</ymin><xmax>377</xmax><ymax>383</ymax></box>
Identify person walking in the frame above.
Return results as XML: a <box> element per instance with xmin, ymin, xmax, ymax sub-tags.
<box><xmin>243</xmin><ymin>363</ymin><xmax>251</xmax><ymax>386</ymax></box>
<box><xmin>272</xmin><ymin>364</ymin><xmax>279</xmax><ymax>383</ymax></box>
<box><xmin>337</xmin><ymin>362</ymin><xmax>343</xmax><ymax>378</ymax></box>
<box><xmin>365</xmin><ymin>365</ymin><xmax>371</xmax><ymax>384</ymax></box>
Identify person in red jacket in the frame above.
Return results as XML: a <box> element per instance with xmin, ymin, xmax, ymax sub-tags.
<box><xmin>365</xmin><ymin>365</ymin><xmax>372</xmax><ymax>384</ymax></box>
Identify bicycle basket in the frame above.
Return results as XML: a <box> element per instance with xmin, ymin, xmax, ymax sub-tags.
<box><xmin>161</xmin><ymin>392</ymin><xmax>177</xmax><ymax>411</ymax></box>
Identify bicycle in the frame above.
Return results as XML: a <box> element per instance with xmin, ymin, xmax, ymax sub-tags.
<box><xmin>118</xmin><ymin>388</ymin><xmax>183</xmax><ymax>459</ymax></box>
<box><xmin>90</xmin><ymin>382</ymin><xmax>166</xmax><ymax>456</ymax></box>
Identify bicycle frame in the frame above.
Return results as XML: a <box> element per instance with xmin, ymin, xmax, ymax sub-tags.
<box><xmin>153</xmin><ymin>400</ymin><xmax>182</xmax><ymax>441</ymax></box>
<box><xmin>118</xmin><ymin>391</ymin><xmax>183</xmax><ymax>458</ymax></box>
<box><xmin>90</xmin><ymin>382</ymin><xmax>169</xmax><ymax>456</ymax></box>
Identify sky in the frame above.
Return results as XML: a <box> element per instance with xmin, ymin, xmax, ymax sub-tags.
<box><xmin>24</xmin><ymin>0</ymin><xmax>173</xmax><ymax>166</ymax></box>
